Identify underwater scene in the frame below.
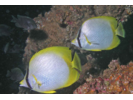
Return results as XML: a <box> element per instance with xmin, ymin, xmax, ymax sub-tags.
<box><xmin>0</xmin><ymin>5</ymin><xmax>133</xmax><ymax>94</ymax></box>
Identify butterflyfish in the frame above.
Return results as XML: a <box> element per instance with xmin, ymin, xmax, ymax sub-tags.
<box><xmin>71</xmin><ymin>16</ymin><xmax>125</xmax><ymax>51</ymax></box>
<box><xmin>20</xmin><ymin>46</ymin><xmax>81</xmax><ymax>93</ymax></box>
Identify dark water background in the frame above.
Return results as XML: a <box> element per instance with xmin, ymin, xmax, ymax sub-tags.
<box><xmin>0</xmin><ymin>5</ymin><xmax>52</xmax><ymax>94</ymax></box>
<box><xmin>0</xmin><ymin>5</ymin><xmax>133</xmax><ymax>94</ymax></box>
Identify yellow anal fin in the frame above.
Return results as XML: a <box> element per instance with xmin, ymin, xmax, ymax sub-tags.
<box><xmin>90</xmin><ymin>49</ymin><xmax>101</xmax><ymax>51</ymax></box>
<box><xmin>32</xmin><ymin>74</ymin><xmax>42</xmax><ymax>87</ymax></box>
<box><xmin>41</xmin><ymin>91</ymin><xmax>56</xmax><ymax>94</ymax></box>
<box><xmin>115</xmin><ymin>22</ymin><xmax>125</xmax><ymax>38</ymax></box>
<box><xmin>83</xmin><ymin>34</ymin><xmax>92</xmax><ymax>45</ymax></box>
<box><xmin>106</xmin><ymin>35</ymin><xmax>120</xmax><ymax>50</ymax></box>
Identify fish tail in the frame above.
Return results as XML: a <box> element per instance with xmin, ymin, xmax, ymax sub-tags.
<box><xmin>71</xmin><ymin>53</ymin><xmax>82</xmax><ymax>72</ymax></box>
<box><xmin>115</xmin><ymin>22</ymin><xmax>125</xmax><ymax>38</ymax></box>
<box><xmin>11</xmin><ymin>15</ymin><xmax>17</xmax><ymax>22</ymax></box>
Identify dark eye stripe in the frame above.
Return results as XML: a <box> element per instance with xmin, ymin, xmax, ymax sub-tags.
<box><xmin>26</xmin><ymin>67</ymin><xmax>32</xmax><ymax>89</ymax></box>
<box><xmin>77</xmin><ymin>27</ymin><xmax>82</xmax><ymax>48</ymax></box>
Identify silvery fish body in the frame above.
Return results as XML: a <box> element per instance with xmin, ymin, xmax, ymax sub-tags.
<box><xmin>20</xmin><ymin>46</ymin><xmax>81</xmax><ymax>93</ymax></box>
<box><xmin>29</xmin><ymin>52</ymin><xmax>70</xmax><ymax>92</ymax></box>
<box><xmin>72</xmin><ymin>16</ymin><xmax>125</xmax><ymax>51</ymax></box>
<box><xmin>81</xmin><ymin>18</ymin><xmax>113</xmax><ymax>49</ymax></box>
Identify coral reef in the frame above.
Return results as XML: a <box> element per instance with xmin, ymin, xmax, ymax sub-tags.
<box><xmin>78</xmin><ymin>54</ymin><xmax>101</xmax><ymax>83</ymax></box>
<box><xmin>23</xmin><ymin>5</ymin><xmax>133</xmax><ymax>68</ymax></box>
<box><xmin>73</xmin><ymin>60</ymin><xmax>133</xmax><ymax>94</ymax></box>
<box><xmin>19</xmin><ymin>5</ymin><xmax>133</xmax><ymax>93</ymax></box>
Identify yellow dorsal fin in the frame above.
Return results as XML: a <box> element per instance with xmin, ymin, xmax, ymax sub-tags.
<box><xmin>99</xmin><ymin>16</ymin><xmax>117</xmax><ymax>29</ymax></box>
<box><xmin>83</xmin><ymin>16</ymin><xmax>117</xmax><ymax>29</ymax></box>
<box><xmin>83</xmin><ymin>34</ymin><xmax>92</xmax><ymax>45</ymax></box>
<box><xmin>41</xmin><ymin>91</ymin><xmax>56</xmax><ymax>94</ymax></box>
<box><xmin>32</xmin><ymin>74</ymin><xmax>42</xmax><ymax>86</ymax></box>
<box><xmin>115</xmin><ymin>22</ymin><xmax>125</xmax><ymax>38</ymax></box>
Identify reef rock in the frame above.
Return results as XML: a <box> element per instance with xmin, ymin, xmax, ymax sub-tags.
<box><xmin>19</xmin><ymin>5</ymin><xmax>133</xmax><ymax>94</ymax></box>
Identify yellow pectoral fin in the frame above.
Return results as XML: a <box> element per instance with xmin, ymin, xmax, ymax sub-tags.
<box><xmin>42</xmin><ymin>91</ymin><xmax>56</xmax><ymax>94</ymax></box>
<box><xmin>32</xmin><ymin>74</ymin><xmax>42</xmax><ymax>86</ymax></box>
<box><xmin>83</xmin><ymin>34</ymin><xmax>92</xmax><ymax>45</ymax></box>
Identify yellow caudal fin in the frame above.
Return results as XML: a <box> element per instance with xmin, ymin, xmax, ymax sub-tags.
<box><xmin>41</xmin><ymin>91</ymin><xmax>56</xmax><ymax>94</ymax></box>
<box><xmin>71</xmin><ymin>52</ymin><xmax>82</xmax><ymax>72</ymax></box>
<box><xmin>115</xmin><ymin>22</ymin><xmax>125</xmax><ymax>38</ymax></box>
